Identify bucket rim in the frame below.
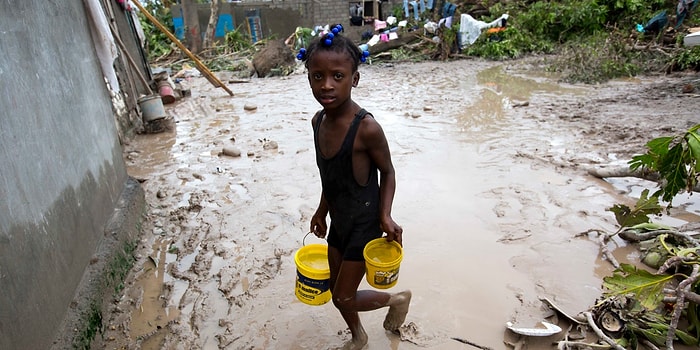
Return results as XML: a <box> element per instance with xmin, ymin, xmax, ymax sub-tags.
<box><xmin>363</xmin><ymin>238</ymin><xmax>403</xmax><ymax>267</ymax></box>
<box><xmin>137</xmin><ymin>94</ymin><xmax>163</xmax><ymax>102</ymax></box>
<box><xmin>294</xmin><ymin>244</ymin><xmax>330</xmax><ymax>278</ymax></box>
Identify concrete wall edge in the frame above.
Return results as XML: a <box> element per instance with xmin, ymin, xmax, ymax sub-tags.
<box><xmin>50</xmin><ymin>177</ymin><xmax>146</xmax><ymax>350</ymax></box>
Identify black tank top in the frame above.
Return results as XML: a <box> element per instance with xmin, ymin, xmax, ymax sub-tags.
<box><xmin>313</xmin><ymin>109</ymin><xmax>380</xmax><ymax>227</ymax></box>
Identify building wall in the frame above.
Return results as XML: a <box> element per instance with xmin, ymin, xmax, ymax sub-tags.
<box><xmin>171</xmin><ymin>0</ymin><xmax>406</xmax><ymax>45</ymax></box>
<box><xmin>0</xmin><ymin>1</ymin><xmax>142</xmax><ymax>349</ymax></box>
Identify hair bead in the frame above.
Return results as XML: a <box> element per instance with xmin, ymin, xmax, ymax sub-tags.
<box><xmin>297</xmin><ymin>23</ymin><xmax>369</xmax><ymax>66</ymax></box>
<box><xmin>360</xmin><ymin>50</ymin><xmax>370</xmax><ymax>62</ymax></box>
<box><xmin>296</xmin><ymin>47</ymin><xmax>307</xmax><ymax>60</ymax></box>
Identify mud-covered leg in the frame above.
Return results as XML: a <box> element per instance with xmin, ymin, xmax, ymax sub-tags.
<box><xmin>383</xmin><ymin>290</ymin><xmax>412</xmax><ymax>331</ymax></box>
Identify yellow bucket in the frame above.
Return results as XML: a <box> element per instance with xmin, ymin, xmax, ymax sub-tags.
<box><xmin>363</xmin><ymin>238</ymin><xmax>403</xmax><ymax>289</ymax></box>
<box><xmin>294</xmin><ymin>244</ymin><xmax>331</xmax><ymax>306</ymax></box>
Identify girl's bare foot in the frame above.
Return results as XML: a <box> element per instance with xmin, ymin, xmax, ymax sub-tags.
<box><xmin>383</xmin><ymin>290</ymin><xmax>412</xmax><ymax>331</ymax></box>
<box><xmin>335</xmin><ymin>328</ymin><xmax>368</xmax><ymax>350</ymax></box>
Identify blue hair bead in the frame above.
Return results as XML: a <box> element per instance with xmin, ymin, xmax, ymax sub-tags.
<box><xmin>296</xmin><ymin>47</ymin><xmax>307</xmax><ymax>60</ymax></box>
<box><xmin>332</xmin><ymin>27</ymin><xmax>339</xmax><ymax>35</ymax></box>
<box><xmin>324</xmin><ymin>38</ymin><xmax>332</xmax><ymax>46</ymax></box>
<box><xmin>360</xmin><ymin>50</ymin><xmax>370</xmax><ymax>63</ymax></box>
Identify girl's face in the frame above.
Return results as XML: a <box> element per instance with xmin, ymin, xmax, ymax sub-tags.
<box><xmin>307</xmin><ymin>50</ymin><xmax>359</xmax><ymax>110</ymax></box>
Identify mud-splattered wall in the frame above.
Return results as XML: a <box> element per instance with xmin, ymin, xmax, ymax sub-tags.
<box><xmin>0</xmin><ymin>1</ymin><xmax>144</xmax><ymax>349</ymax></box>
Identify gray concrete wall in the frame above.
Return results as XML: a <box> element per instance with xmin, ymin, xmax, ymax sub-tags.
<box><xmin>0</xmin><ymin>1</ymin><xmax>140</xmax><ymax>349</ymax></box>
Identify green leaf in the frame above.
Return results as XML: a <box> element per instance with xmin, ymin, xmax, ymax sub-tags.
<box><xmin>629</xmin><ymin>153</ymin><xmax>655</xmax><ymax>171</ymax></box>
<box><xmin>675</xmin><ymin>327</ymin><xmax>699</xmax><ymax>345</ymax></box>
<box><xmin>626</xmin><ymin>126</ymin><xmax>700</xmax><ymax>205</ymax></box>
<box><xmin>646</xmin><ymin>136</ymin><xmax>674</xmax><ymax>157</ymax></box>
<box><xmin>602</xmin><ymin>263</ymin><xmax>674</xmax><ymax>310</ymax></box>
<box><xmin>687</xmin><ymin>131</ymin><xmax>700</xmax><ymax>172</ymax></box>
<box><xmin>607</xmin><ymin>189</ymin><xmax>662</xmax><ymax>228</ymax></box>
<box><xmin>633</xmin><ymin>325</ymin><xmax>667</xmax><ymax>346</ymax></box>
<box><xmin>657</xmin><ymin>143</ymin><xmax>688</xmax><ymax>202</ymax></box>
<box><xmin>630</xmin><ymin>319</ymin><xmax>699</xmax><ymax>345</ymax></box>
<box><xmin>629</xmin><ymin>222</ymin><xmax>673</xmax><ymax>231</ymax></box>
<box><xmin>608</xmin><ymin>203</ymin><xmax>649</xmax><ymax>227</ymax></box>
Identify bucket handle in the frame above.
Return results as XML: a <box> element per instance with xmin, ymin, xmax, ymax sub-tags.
<box><xmin>303</xmin><ymin>231</ymin><xmax>326</xmax><ymax>246</ymax></box>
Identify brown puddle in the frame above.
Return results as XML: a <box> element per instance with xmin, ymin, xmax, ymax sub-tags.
<box><xmin>114</xmin><ymin>60</ymin><xmax>698</xmax><ymax>349</ymax></box>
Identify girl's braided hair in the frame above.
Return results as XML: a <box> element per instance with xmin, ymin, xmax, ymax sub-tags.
<box><xmin>297</xmin><ymin>24</ymin><xmax>370</xmax><ymax>72</ymax></box>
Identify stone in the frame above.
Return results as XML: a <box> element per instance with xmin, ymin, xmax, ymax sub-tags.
<box><xmin>222</xmin><ymin>146</ymin><xmax>242</xmax><ymax>157</ymax></box>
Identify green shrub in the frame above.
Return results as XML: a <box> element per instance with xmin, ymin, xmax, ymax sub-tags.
<box><xmin>224</xmin><ymin>26</ymin><xmax>253</xmax><ymax>52</ymax></box>
<box><xmin>463</xmin><ymin>27</ymin><xmax>553</xmax><ymax>60</ymax></box>
<box><xmin>138</xmin><ymin>4</ymin><xmax>174</xmax><ymax>60</ymax></box>
<box><xmin>669</xmin><ymin>46</ymin><xmax>700</xmax><ymax>71</ymax></box>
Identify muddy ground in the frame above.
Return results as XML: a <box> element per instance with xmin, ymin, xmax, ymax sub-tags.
<box><xmin>97</xmin><ymin>57</ymin><xmax>699</xmax><ymax>350</ymax></box>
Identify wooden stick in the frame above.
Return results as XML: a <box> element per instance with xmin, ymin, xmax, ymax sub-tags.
<box><xmin>582</xmin><ymin>312</ymin><xmax>626</xmax><ymax>350</ymax></box>
<box><xmin>108</xmin><ymin>21</ymin><xmax>153</xmax><ymax>95</ymax></box>
<box><xmin>131</xmin><ymin>0</ymin><xmax>234</xmax><ymax>96</ymax></box>
<box><xmin>451</xmin><ymin>337</ymin><xmax>493</xmax><ymax>350</ymax></box>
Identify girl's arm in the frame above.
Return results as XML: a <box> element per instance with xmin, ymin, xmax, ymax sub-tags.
<box><xmin>362</xmin><ymin>118</ymin><xmax>403</xmax><ymax>245</ymax></box>
<box><xmin>311</xmin><ymin>191</ymin><xmax>329</xmax><ymax>238</ymax></box>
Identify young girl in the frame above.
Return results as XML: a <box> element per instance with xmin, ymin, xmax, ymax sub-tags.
<box><xmin>299</xmin><ymin>25</ymin><xmax>412</xmax><ymax>349</ymax></box>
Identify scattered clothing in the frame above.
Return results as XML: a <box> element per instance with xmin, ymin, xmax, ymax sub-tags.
<box><xmin>676</xmin><ymin>0</ymin><xmax>699</xmax><ymax>28</ymax></box>
<box><xmin>458</xmin><ymin>13</ymin><xmax>509</xmax><ymax>49</ymax></box>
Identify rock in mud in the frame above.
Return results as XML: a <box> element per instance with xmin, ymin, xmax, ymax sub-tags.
<box><xmin>262</xmin><ymin>140</ymin><xmax>278</xmax><ymax>150</ymax></box>
<box><xmin>221</xmin><ymin>146</ymin><xmax>242</xmax><ymax>157</ymax></box>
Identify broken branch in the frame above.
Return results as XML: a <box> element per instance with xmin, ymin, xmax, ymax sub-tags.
<box><xmin>582</xmin><ymin>312</ymin><xmax>626</xmax><ymax>350</ymax></box>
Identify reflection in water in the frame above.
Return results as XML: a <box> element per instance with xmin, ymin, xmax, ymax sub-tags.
<box><xmin>451</xmin><ymin>65</ymin><xmax>585</xmax><ymax>141</ymax></box>
<box><xmin>128</xmin><ymin>238</ymin><xmax>180</xmax><ymax>345</ymax></box>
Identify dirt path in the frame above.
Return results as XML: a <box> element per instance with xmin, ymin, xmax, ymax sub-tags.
<box><xmin>97</xmin><ymin>58</ymin><xmax>700</xmax><ymax>350</ymax></box>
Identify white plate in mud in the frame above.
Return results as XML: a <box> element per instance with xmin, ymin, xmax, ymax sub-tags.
<box><xmin>506</xmin><ymin>321</ymin><xmax>562</xmax><ymax>336</ymax></box>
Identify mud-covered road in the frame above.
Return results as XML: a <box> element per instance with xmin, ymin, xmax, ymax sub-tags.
<box><xmin>97</xmin><ymin>58</ymin><xmax>700</xmax><ymax>350</ymax></box>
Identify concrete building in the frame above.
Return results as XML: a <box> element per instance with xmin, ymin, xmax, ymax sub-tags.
<box><xmin>172</xmin><ymin>0</ymin><xmax>406</xmax><ymax>44</ymax></box>
<box><xmin>0</xmin><ymin>0</ymin><xmax>148</xmax><ymax>348</ymax></box>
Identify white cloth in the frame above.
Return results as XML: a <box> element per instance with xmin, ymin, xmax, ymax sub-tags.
<box><xmin>86</xmin><ymin>0</ymin><xmax>120</xmax><ymax>92</ymax></box>
<box><xmin>424</xmin><ymin>21</ymin><xmax>438</xmax><ymax>33</ymax></box>
<box><xmin>438</xmin><ymin>17</ymin><xmax>452</xmax><ymax>28</ymax></box>
<box><xmin>458</xmin><ymin>13</ymin><xmax>509</xmax><ymax>48</ymax></box>
<box><xmin>367</xmin><ymin>34</ymin><xmax>380</xmax><ymax>46</ymax></box>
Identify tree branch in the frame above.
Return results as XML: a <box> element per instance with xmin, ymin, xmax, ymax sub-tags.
<box><xmin>582</xmin><ymin>312</ymin><xmax>626</xmax><ymax>350</ymax></box>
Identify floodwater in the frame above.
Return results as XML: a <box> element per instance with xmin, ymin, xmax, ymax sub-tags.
<box><xmin>115</xmin><ymin>59</ymin><xmax>698</xmax><ymax>350</ymax></box>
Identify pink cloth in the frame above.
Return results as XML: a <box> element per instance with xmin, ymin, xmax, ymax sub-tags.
<box><xmin>374</xmin><ymin>20</ymin><xmax>387</xmax><ymax>31</ymax></box>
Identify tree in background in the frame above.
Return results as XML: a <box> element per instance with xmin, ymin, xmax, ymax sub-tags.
<box><xmin>203</xmin><ymin>0</ymin><xmax>220</xmax><ymax>49</ymax></box>
<box><xmin>182</xmin><ymin>0</ymin><xmax>201</xmax><ymax>53</ymax></box>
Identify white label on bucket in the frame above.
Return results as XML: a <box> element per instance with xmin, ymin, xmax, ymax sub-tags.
<box><xmin>373</xmin><ymin>268</ymin><xmax>399</xmax><ymax>285</ymax></box>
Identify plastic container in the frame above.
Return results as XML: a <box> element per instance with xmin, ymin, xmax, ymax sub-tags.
<box><xmin>363</xmin><ymin>238</ymin><xmax>403</xmax><ymax>289</ymax></box>
<box><xmin>157</xmin><ymin>80</ymin><xmax>176</xmax><ymax>104</ymax></box>
<box><xmin>137</xmin><ymin>94</ymin><xmax>166</xmax><ymax>122</ymax></box>
<box><xmin>294</xmin><ymin>244</ymin><xmax>331</xmax><ymax>305</ymax></box>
